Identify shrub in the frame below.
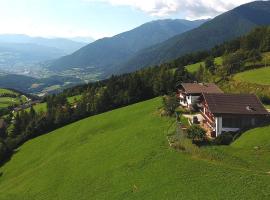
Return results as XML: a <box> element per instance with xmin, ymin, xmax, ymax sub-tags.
<box><xmin>187</xmin><ymin>125</ymin><xmax>206</xmax><ymax>142</ymax></box>
<box><xmin>162</xmin><ymin>95</ymin><xmax>178</xmax><ymax>116</ymax></box>
<box><xmin>214</xmin><ymin>132</ymin><xmax>234</xmax><ymax>145</ymax></box>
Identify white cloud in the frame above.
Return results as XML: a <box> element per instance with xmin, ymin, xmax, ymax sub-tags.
<box><xmin>85</xmin><ymin>0</ymin><xmax>254</xmax><ymax>18</ymax></box>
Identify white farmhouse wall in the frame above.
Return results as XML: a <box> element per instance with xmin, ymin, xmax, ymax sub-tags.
<box><xmin>215</xmin><ymin>117</ymin><xmax>222</xmax><ymax>136</ymax></box>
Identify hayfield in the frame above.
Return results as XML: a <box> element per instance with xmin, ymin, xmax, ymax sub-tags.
<box><xmin>0</xmin><ymin>98</ymin><xmax>269</xmax><ymax>200</ymax></box>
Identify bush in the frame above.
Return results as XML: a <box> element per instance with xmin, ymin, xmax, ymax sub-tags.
<box><xmin>214</xmin><ymin>132</ymin><xmax>234</xmax><ymax>145</ymax></box>
<box><xmin>162</xmin><ymin>95</ymin><xmax>178</xmax><ymax>116</ymax></box>
<box><xmin>187</xmin><ymin>125</ymin><xmax>206</xmax><ymax>142</ymax></box>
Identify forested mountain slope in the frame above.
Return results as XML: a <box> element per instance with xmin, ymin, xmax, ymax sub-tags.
<box><xmin>118</xmin><ymin>1</ymin><xmax>270</xmax><ymax>73</ymax></box>
<box><xmin>49</xmin><ymin>19</ymin><xmax>207</xmax><ymax>73</ymax></box>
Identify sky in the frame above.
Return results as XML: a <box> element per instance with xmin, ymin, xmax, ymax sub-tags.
<box><xmin>0</xmin><ymin>0</ymin><xmax>256</xmax><ymax>39</ymax></box>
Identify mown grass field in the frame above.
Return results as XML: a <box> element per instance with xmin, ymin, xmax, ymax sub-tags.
<box><xmin>0</xmin><ymin>98</ymin><xmax>269</xmax><ymax>200</ymax></box>
<box><xmin>234</xmin><ymin>67</ymin><xmax>270</xmax><ymax>85</ymax></box>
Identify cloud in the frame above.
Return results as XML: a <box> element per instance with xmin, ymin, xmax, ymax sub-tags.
<box><xmin>85</xmin><ymin>0</ymin><xmax>254</xmax><ymax>18</ymax></box>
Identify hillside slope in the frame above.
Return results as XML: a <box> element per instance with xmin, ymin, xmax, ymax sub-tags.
<box><xmin>119</xmin><ymin>1</ymin><xmax>270</xmax><ymax>73</ymax></box>
<box><xmin>49</xmin><ymin>19</ymin><xmax>207</xmax><ymax>74</ymax></box>
<box><xmin>0</xmin><ymin>98</ymin><xmax>269</xmax><ymax>199</ymax></box>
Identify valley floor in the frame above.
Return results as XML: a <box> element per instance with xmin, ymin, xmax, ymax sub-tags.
<box><xmin>0</xmin><ymin>98</ymin><xmax>269</xmax><ymax>199</ymax></box>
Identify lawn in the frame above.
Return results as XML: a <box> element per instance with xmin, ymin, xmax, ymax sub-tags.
<box><xmin>234</xmin><ymin>67</ymin><xmax>270</xmax><ymax>85</ymax></box>
<box><xmin>0</xmin><ymin>98</ymin><xmax>269</xmax><ymax>200</ymax></box>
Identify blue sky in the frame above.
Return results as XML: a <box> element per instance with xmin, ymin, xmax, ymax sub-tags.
<box><xmin>0</xmin><ymin>0</ymin><xmax>254</xmax><ymax>39</ymax></box>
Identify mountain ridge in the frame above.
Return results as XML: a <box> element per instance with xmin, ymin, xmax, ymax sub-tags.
<box><xmin>117</xmin><ymin>1</ymin><xmax>270</xmax><ymax>73</ymax></box>
<box><xmin>48</xmin><ymin>19</ymin><xmax>208</xmax><ymax>73</ymax></box>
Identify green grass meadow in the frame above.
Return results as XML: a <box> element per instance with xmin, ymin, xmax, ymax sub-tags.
<box><xmin>0</xmin><ymin>98</ymin><xmax>269</xmax><ymax>199</ymax></box>
<box><xmin>27</xmin><ymin>95</ymin><xmax>82</xmax><ymax>113</ymax></box>
<box><xmin>186</xmin><ymin>57</ymin><xmax>222</xmax><ymax>73</ymax></box>
<box><xmin>234</xmin><ymin>67</ymin><xmax>270</xmax><ymax>85</ymax></box>
<box><xmin>0</xmin><ymin>89</ymin><xmax>17</xmax><ymax>95</ymax></box>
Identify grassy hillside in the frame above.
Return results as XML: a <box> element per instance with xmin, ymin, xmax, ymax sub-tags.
<box><xmin>0</xmin><ymin>98</ymin><xmax>269</xmax><ymax>199</ymax></box>
<box><xmin>0</xmin><ymin>89</ymin><xmax>17</xmax><ymax>95</ymax></box>
<box><xmin>0</xmin><ymin>88</ymin><xmax>27</xmax><ymax>109</ymax></box>
<box><xmin>27</xmin><ymin>95</ymin><xmax>82</xmax><ymax>113</ymax></box>
<box><xmin>234</xmin><ymin>67</ymin><xmax>270</xmax><ymax>85</ymax></box>
<box><xmin>186</xmin><ymin>57</ymin><xmax>222</xmax><ymax>73</ymax></box>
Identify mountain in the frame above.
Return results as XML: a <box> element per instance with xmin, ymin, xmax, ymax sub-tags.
<box><xmin>118</xmin><ymin>1</ymin><xmax>270</xmax><ymax>73</ymax></box>
<box><xmin>0</xmin><ymin>34</ymin><xmax>89</xmax><ymax>70</ymax></box>
<box><xmin>0</xmin><ymin>34</ymin><xmax>87</xmax><ymax>54</ymax></box>
<box><xmin>49</xmin><ymin>19</ymin><xmax>208</xmax><ymax>73</ymax></box>
<box><xmin>0</xmin><ymin>43</ymin><xmax>66</xmax><ymax>66</ymax></box>
<box><xmin>69</xmin><ymin>36</ymin><xmax>95</xmax><ymax>44</ymax></box>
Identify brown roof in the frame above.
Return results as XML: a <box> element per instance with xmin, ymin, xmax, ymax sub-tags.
<box><xmin>203</xmin><ymin>93</ymin><xmax>269</xmax><ymax>115</ymax></box>
<box><xmin>181</xmin><ymin>83</ymin><xmax>223</xmax><ymax>94</ymax></box>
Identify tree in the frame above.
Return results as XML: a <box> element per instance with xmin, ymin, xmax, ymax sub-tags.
<box><xmin>222</xmin><ymin>50</ymin><xmax>246</xmax><ymax>75</ymax></box>
<box><xmin>195</xmin><ymin>64</ymin><xmax>204</xmax><ymax>82</ymax></box>
<box><xmin>187</xmin><ymin>125</ymin><xmax>206</xmax><ymax>142</ymax></box>
<box><xmin>162</xmin><ymin>95</ymin><xmax>178</xmax><ymax>116</ymax></box>
<box><xmin>247</xmin><ymin>49</ymin><xmax>262</xmax><ymax>67</ymax></box>
<box><xmin>204</xmin><ymin>56</ymin><xmax>215</xmax><ymax>74</ymax></box>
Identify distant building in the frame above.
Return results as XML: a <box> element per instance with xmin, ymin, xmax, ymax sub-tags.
<box><xmin>200</xmin><ymin>93</ymin><xmax>269</xmax><ymax>137</ymax></box>
<box><xmin>177</xmin><ymin>83</ymin><xmax>223</xmax><ymax>109</ymax></box>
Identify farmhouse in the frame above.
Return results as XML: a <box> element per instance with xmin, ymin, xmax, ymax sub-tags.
<box><xmin>200</xmin><ymin>93</ymin><xmax>269</xmax><ymax>137</ymax></box>
<box><xmin>177</xmin><ymin>83</ymin><xmax>223</xmax><ymax>109</ymax></box>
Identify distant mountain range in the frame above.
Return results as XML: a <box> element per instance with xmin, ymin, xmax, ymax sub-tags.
<box><xmin>49</xmin><ymin>1</ymin><xmax>270</xmax><ymax>77</ymax></box>
<box><xmin>0</xmin><ymin>35</ymin><xmax>90</xmax><ymax>69</ymax></box>
<box><xmin>49</xmin><ymin>19</ymin><xmax>208</xmax><ymax>74</ymax></box>
<box><xmin>0</xmin><ymin>34</ymin><xmax>90</xmax><ymax>54</ymax></box>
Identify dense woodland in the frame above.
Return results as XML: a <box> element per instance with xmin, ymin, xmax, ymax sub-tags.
<box><xmin>0</xmin><ymin>26</ymin><xmax>269</xmax><ymax>164</ymax></box>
